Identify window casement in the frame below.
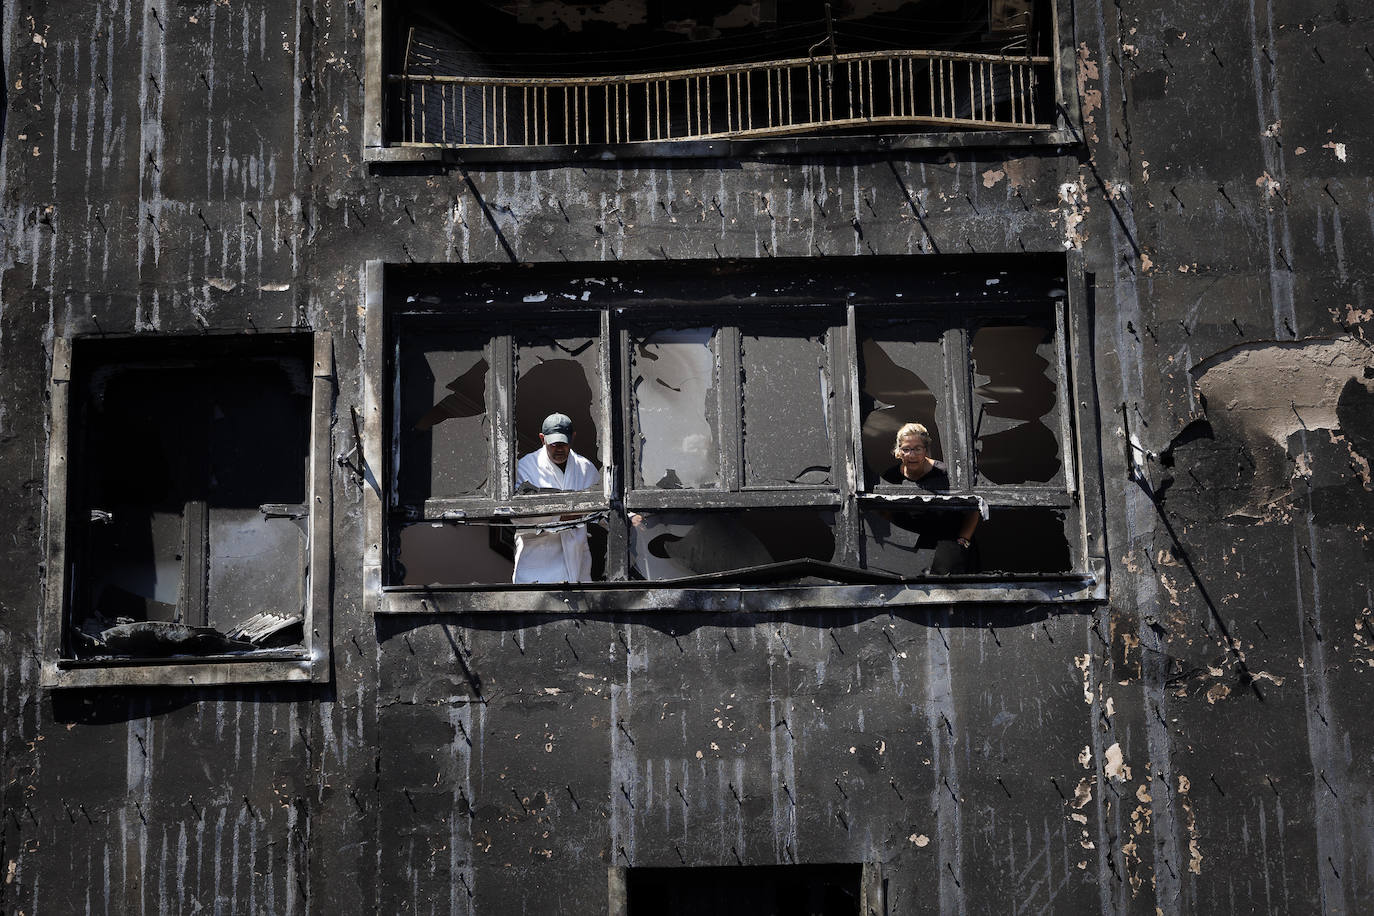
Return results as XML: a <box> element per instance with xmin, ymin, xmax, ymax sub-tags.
<box><xmin>369</xmin><ymin>255</ymin><xmax>1106</xmax><ymax>614</ymax></box>
<box><xmin>364</xmin><ymin>0</ymin><xmax>1078</xmax><ymax>163</ymax></box>
<box><xmin>41</xmin><ymin>334</ymin><xmax>333</xmax><ymax>688</ymax></box>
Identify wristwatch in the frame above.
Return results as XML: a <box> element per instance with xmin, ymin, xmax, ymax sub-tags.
<box><xmin>956</xmin><ymin>537</ymin><xmax>971</xmax><ymax>548</ymax></box>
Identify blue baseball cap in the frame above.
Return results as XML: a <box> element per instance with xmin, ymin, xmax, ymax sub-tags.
<box><xmin>541</xmin><ymin>412</ymin><xmax>574</xmax><ymax>444</ymax></box>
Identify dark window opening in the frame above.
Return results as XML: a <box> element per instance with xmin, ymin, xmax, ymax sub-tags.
<box><xmin>67</xmin><ymin>337</ymin><xmax>312</xmax><ymax>659</ymax></box>
<box><xmin>385</xmin><ymin>257</ymin><xmax>1088</xmax><ymax>591</ymax></box>
<box><xmin>626</xmin><ymin>863</ymin><xmax>862</xmax><ymax>916</ymax></box>
<box><xmin>383</xmin><ymin>0</ymin><xmax>1059</xmax><ymax>148</ymax></box>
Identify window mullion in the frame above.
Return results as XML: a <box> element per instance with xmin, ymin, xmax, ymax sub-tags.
<box><xmin>836</xmin><ymin>306</ymin><xmax>861</xmax><ymax>567</ymax></box>
<box><xmin>182</xmin><ymin>499</ymin><xmax>209</xmax><ymax>627</ymax></box>
<box><xmin>944</xmin><ymin>317</ymin><xmax>974</xmax><ymax>489</ymax></box>
<box><xmin>719</xmin><ymin>324</ymin><xmax>743</xmax><ymax>492</ymax></box>
<box><xmin>604</xmin><ymin>310</ymin><xmax>630</xmax><ymax>582</ymax></box>
<box><xmin>1053</xmin><ymin>298</ymin><xmax>1077</xmax><ymax>498</ymax></box>
<box><xmin>491</xmin><ymin>333</ymin><xmax>515</xmax><ymax>500</ymax></box>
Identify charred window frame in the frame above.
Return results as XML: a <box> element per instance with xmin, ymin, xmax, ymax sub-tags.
<box><xmin>363</xmin><ymin>1</ymin><xmax>1080</xmax><ymax>164</ymax></box>
<box><xmin>40</xmin><ymin>333</ymin><xmax>334</xmax><ymax>689</ymax></box>
<box><xmin>369</xmin><ymin>256</ymin><xmax>1106</xmax><ymax>612</ymax></box>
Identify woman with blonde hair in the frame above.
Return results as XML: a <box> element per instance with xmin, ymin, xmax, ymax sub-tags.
<box><xmin>882</xmin><ymin>422</ymin><xmax>978</xmax><ymax>574</ymax></box>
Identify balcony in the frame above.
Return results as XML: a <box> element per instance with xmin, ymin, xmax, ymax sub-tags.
<box><xmin>387</xmin><ymin>48</ymin><xmax>1054</xmax><ymax>150</ymax></box>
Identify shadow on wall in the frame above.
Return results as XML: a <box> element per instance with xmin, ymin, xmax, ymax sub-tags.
<box><xmin>48</xmin><ymin>681</ymin><xmax>335</xmax><ymax>726</ymax></box>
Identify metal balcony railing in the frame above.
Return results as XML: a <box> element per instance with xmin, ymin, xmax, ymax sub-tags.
<box><xmin>387</xmin><ymin>49</ymin><xmax>1054</xmax><ymax>149</ymax></box>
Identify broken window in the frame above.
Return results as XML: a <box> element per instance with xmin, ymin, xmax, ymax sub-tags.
<box><xmin>381</xmin><ymin>258</ymin><xmax>1095</xmax><ymax>597</ymax></box>
<box><xmin>374</xmin><ymin>0</ymin><xmax>1062</xmax><ymax>153</ymax></box>
<box><xmin>43</xmin><ymin>334</ymin><xmax>332</xmax><ymax>687</ymax></box>
<box><xmin>740</xmin><ymin>321</ymin><xmax>834</xmax><ymax>488</ymax></box>
<box><xmin>970</xmin><ymin>318</ymin><xmax>1063</xmax><ymax>486</ymax></box>
<box><xmin>630</xmin><ymin>326</ymin><xmax>720</xmax><ymax>490</ymax></box>
<box><xmin>398</xmin><ymin>329</ymin><xmax>490</xmax><ymax>504</ymax></box>
<box><xmin>859</xmin><ymin>320</ymin><xmax>947</xmax><ymax>487</ymax></box>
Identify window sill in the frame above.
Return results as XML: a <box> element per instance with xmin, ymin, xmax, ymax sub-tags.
<box><xmin>364</xmin><ymin>128</ymin><xmax>1077</xmax><ymax>167</ymax></box>
<box><xmin>42</xmin><ymin>652</ymin><xmax>319</xmax><ymax>689</ymax></box>
<box><xmin>378</xmin><ymin>557</ymin><xmax>1106</xmax><ymax>614</ymax></box>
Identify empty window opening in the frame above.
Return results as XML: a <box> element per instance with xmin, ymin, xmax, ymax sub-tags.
<box><xmin>973</xmin><ymin>506</ymin><xmax>1071</xmax><ymax>574</ymax></box>
<box><xmin>859</xmin><ymin>323</ymin><xmax>945</xmax><ymax>487</ymax></box>
<box><xmin>515</xmin><ymin>327</ymin><xmax>603</xmax><ymax>472</ymax></box>
<box><xmin>625</xmin><ymin>863</ymin><xmax>862</xmax><ymax>916</ymax></box>
<box><xmin>69</xmin><ymin>339</ymin><xmax>311</xmax><ymax>658</ymax></box>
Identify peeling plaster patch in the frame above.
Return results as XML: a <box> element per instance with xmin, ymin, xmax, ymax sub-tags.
<box><xmin>1205</xmin><ymin>683</ymin><xmax>1231</xmax><ymax>704</ymax></box>
<box><xmin>1075</xmin><ymin>653</ymin><xmax>1093</xmax><ymax>704</ymax></box>
<box><xmin>1190</xmin><ymin>337</ymin><xmax>1374</xmax><ymax>512</ymax></box>
<box><xmin>1076</xmin><ymin>44</ymin><xmax>1102</xmax><ymax>143</ymax></box>
<box><xmin>1140</xmin><ymin>251</ymin><xmax>1153</xmax><ymax>272</ymax></box>
<box><xmin>1251</xmin><ymin>670</ymin><xmax>1286</xmax><ymax>687</ymax></box>
<box><xmin>1136</xmin><ymin>784</ymin><xmax>1152</xmax><ymax>804</ymax></box>
<box><xmin>1000</xmin><ymin>158</ymin><xmax>1031</xmax><ymax>190</ymax></box>
<box><xmin>909</xmin><ymin>833</ymin><xmax>930</xmax><ymax>847</ymax></box>
<box><xmin>208</xmin><ymin>278</ymin><xmax>237</xmax><ymax>292</ymax></box>
<box><xmin>1323</xmin><ymin>141</ymin><xmax>1348</xmax><ymax>162</ymax></box>
<box><xmin>981</xmin><ymin>168</ymin><xmax>1006</xmax><ymax>188</ymax></box>
<box><xmin>1295</xmin><ymin>146</ymin><xmax>1307</xmax><ymax>155</ymax></box>
<box><xmin>1339</xmin><ymin>304</ymin><xmax>1374</xmax><ymax>326</ymax></box>
<box><xmin>1256</xmin><ymin>171</ymin><xmax>1281</xmax><ymax>198</ymax></box>
<box><xmin>1073</xmin><ymin>776</ymin><xmax>1093</xmax><ymax>809</ymax></box>
<box><xmin>1059</xmin><ymin>180</ymin><xmax>1089</xmax><ymax>250</ymax></box>
<box><xmin>259</xmin><ymin>282</ymin><xmax>290</xmax><ymax>292</ymax></box>
<box><xmin>1078</xmin><ymin>745</ymin><xmax>1092</xmax><ymax>769</ymax></box>
<box><xmin>1104</xmin><ymin>742</ymin><xmax>1132</xmax><ymax>782</ymax></box>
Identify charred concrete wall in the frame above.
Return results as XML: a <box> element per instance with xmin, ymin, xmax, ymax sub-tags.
<box><xmin>0</xmin><ymin>1</ymin><xmax>1370</xmax><ymax>913</ymax></box>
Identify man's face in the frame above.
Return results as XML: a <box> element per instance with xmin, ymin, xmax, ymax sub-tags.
<box><xmin>541</xmin><ymin>432</ymin><xmax>573</xmax><ymax>465</ymax></box>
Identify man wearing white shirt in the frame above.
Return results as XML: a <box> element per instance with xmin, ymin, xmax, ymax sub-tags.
<box><xmin>512</xmin><ymin>412</ymin><xmax>601</xmax><ymax>583</ymax></box>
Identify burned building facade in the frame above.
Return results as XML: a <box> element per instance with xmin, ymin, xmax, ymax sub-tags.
<box><xmin>1</xmin><ymin>0</ymin><xmax>1371</xmax><ymax>912</ymax></box>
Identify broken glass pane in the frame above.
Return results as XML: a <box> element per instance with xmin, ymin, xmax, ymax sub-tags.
<box><xmin>860</xmin><ymin>505</ymin><xmax>980</xmax><ymax>577</ymax></box>
<box><xmin>970</xmin><ymin>321</ymin><xmax>1062</xmax><ymax>485</ymax></box>
<box><xmin>515</xmin><ymin>324</ymin><xmax>602</xmax><ymax>470</ymax></box>
<box><xmin>740</xmin><ymin>323</ymin><xmax>833</xmax><ymax>486</ymax></box>
<box><xmin>629</xmin><ymin>510</ymin><xmax>836</xmax><ymax>580</ymax></box>
<box><xmin>399</xmin><ymin>333</ymin><xmax>490</xmax><ymax>504</ymax></box>
<box><xmin>858</xmin><ymin>322</ymin><xmax>945</xmax><ymax>486</ymax></box>
<box><xmin>630</xmin><ymin>327</ymin><xmax>720</xmax><ymax>490</ymax></box>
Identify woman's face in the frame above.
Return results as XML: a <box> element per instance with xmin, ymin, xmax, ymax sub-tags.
<box><xmin>896</xmin><ymin>435</ymin><xmax>929</xmax><ymax>469</ymax></box>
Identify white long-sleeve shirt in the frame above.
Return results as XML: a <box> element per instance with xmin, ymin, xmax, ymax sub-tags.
<box><xmin>512</xmin><ymin>447</ymin><xmax>600</xmax><ymax>583</ymax></box>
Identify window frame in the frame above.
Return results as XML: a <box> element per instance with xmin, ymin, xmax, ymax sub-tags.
<box><xmin>362</xmin><ymin>0</ymin><xmax>1082</xmax><ymax>165</ymax></box>
<box><xmin>366</xmin><ymin>256</ymin><xmax>1107</xmax><ymax>614</ymax></box>
<box><xmin>40</xmin><ymin>332</ymin><xmax>334</xmax><ymax>689</ymax></box>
